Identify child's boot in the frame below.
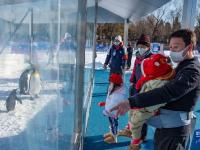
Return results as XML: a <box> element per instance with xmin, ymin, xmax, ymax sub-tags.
<box><xmin>103</xmin><ymin>132</ymin><xmax>112</xmax><ymax>138</ymax></box>
<box><xmin>118</xmin><ymin>123</ymin><xmax>132</xmax><ymax>137</ymax></box>
<box><xmin>127</xmin><ymin>144</ymin><xmax>140</xmax><ymax>150</ymax></box>
<box><xmin>103</xmin><ymin>126</ymin><xmax>113</xmax><ymax>138</ymax></box>
<box><xmin>127</xmin><ymin>138</ymin><xmax>142</xmax><ymax>150</ymax></box>
<box><xmin>117</xmin><ymin>128</ymin><xmax>132</xmax><ymax>137</ymax></box>
<box><xmin>104</xmin><ymin>134</ymin><xmax>117</xmax><ymax>143</ymax></box>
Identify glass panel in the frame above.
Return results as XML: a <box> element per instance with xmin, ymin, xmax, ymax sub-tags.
<box><xmin>0</xmin><ymin>0</ymin><xmax>78</xmax><ymax>150</ymax></box>
<box><xmin>82</xmin><ymin>0</ymin><xmax>95</xmax><ymax>133</ymax></box>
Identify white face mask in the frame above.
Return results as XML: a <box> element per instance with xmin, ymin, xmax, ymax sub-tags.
<box><xmin>138</xmin><ymin>48</ymin><xmax>147</xmax><ymax>56</ymax></box>
<box><xmin>170</xmin><ymin>47</ymin><xmax>188</xmax><ymax>63</ymax></box>
<box><xmin>114</xmin><ymin>41</ymin><xmax>120</xmax><ymax>46</ymax></box>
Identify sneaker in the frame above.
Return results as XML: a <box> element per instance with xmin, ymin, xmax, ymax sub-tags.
<box><xmin>118</xmin><ymin>129</ymin><xmax>132</xmax><ymax>138</ymax></box>
<box><xmin>104</xmin><ymin>135</ymin><xmax>117</xmax><ymax>143</ymax></box>
<box><xmin>127</xmin><ymin>144</ymin><xmax>140</xmax><ymax>150</ymax></box>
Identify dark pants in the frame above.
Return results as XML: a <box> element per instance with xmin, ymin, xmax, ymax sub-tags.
<box><xmin>108</xmin><ymin>117</ymin><xmax>118</xmax><ymax>136</ymax></box>
<box><xmin>127</xmin><ymin>54</ymin><xmax>132</xmax><ymax>68</ymax></box>
<box><xmin>141</xmin><ymin>123</ymin><xmax>148</xmax><ymax>139</ymax></box>
<box><xmin>154</xmin><ymin>126</ymin><xmax>189</xmax><ymax>150</ymax></box>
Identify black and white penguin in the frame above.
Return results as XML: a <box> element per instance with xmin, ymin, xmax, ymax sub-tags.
<box><xmin>29</xmin><ymin>69</ymin><xmax>41</xmax><ymax>99</ymax></box>
<box><xmin>19</xmin><ymin>65</ymin><xmax>41</xmax><ymax>99</ymax></box>
<box><xmin>6</xmin><ymin>89</ymin><xmax>22</xmax><ymax>111</ymax></box>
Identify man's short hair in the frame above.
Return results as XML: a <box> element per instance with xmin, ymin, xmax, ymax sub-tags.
<box><xmin>169</xmin><ymin>29</ymin><xmax>196</xmax><ymax>49</ymax></box>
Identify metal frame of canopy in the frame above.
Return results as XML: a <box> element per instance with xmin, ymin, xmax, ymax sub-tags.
<box><xmin>98</xmin><ymin>0</ymin><xmax>171</xmax><ymax>22</ymax></box>
<box><xmin>0</xmin><ymin>0</ymin><xmax>172</xmax><ymax>23</ymax></box>
<box><xmin>0</xmin><ymin>0</ymin><xmax>42</xmax><ymax>5</ymax></box>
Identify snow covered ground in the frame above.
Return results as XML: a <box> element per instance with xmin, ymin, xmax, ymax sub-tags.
<box><xmin>0</xmin><ymin>53</ymin><xmax>64</xmax><ymax>140</ymax></box>
<box><xmin>0</xmin><ymin>82</ymin><xmax>59</xmax><ymax>138</ymax></box>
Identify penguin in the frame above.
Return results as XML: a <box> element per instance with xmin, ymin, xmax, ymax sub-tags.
<box><xmin>6</xmin><ymin>89</ymin><xmax>22</xmax><ymax>112</ymax></box>
<box><xmin>28</xmin><ymin>69</ymin><xmax>41</xmax><ymax>99</ymax></box>
<box><xmin>19</xmin><ymin>65</ymin><xmax>42</xmax><ymax>99</ymax></box>
<box><xmin>19</xmin><ymin>68</ymin><xmax>31</xmax><ymax>95</ymax></box>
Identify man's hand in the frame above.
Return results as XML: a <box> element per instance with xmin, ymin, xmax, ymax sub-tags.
<box><xmin>109</xmin><ymin>100</ymin><xmax>130</xmax><ymax>117</ymax></box>
<box><xmin>103</xmin><ymin>64</ymin><xmax>107</xmax><ymax>69</ymax></box>
<box><xmin>130</xmin><ymin>82</ymin><xmax>134</xmax><ymax>87</ymax></box>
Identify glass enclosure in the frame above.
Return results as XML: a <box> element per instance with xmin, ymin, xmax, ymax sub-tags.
<box><xmin>0</xmin><ymin>0</ymin><xmax>95</xmax><ymax>150</ymax></box>
<box><xmin>83</xmin><ymin>0</ymin><xmax>96</xmax><ymax>133</ymax></box>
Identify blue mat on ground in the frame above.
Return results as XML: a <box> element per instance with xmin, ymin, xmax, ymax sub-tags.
<box><xmin>84</xmin><ymin>70</ymin><xmax>200</xmax><ymax>150</ymax></box>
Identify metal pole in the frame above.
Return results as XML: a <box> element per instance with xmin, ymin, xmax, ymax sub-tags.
<box><xmin>123</xmin><ymin>18</ymin><xmax>129</xmax><ymax>74</ymax></box>
<box><xmin>92</xmin><ymin>0</ymin><xmax>98</xmax><ymax>79</ymax></box>
<box><xmin>123</xmin><ymin>18</ymin><xmax>129</xmax><ymax>46</ymax></box>
<box><xmin>181</xmin><ymin>0</ymin><xmax>197</xmax><ymax>30</ymax></box>
<box><xmin>55</xmin><ymin>1</ymin><xmax>61</xmax><ymax>150</ymax></box>
<box><xmin>57</xmin><ymin>0</ymin><xmax>61</xmax><ymax>45</ymax></box>
<box><xmin>29</xmin><ymin>8</ymin><xmax>33</xmax><ymax>64</ymax></box>
<box><xmin>82</xmin><ymin>0</ymin><xmax>98</xmax><ymax>135</ymax></box>
<box><xmin>73</xmin><ymin>0</ymin><xmax>87</xmax><ymax>149</ymax></box>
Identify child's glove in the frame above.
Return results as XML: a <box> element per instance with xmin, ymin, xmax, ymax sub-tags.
<box><xmin>98</xmin><ymin>101</ymin><xmax>106</xmax><ymax>107</ymax></box>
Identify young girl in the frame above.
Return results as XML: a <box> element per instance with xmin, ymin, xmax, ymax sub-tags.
<box><xmin>128</xmin><ymin>54</ymin><xmax>175</xmax><ymax>150</ymax></box>
<box><xmin>99</xmin><ymin>73</ymin><xmax>128</xmax><ymax>143</ymax></box>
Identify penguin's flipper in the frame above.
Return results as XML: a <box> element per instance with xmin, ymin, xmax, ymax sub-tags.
<box><xmin>16</xmin><ymin>97</ymin><xmax>22</xmax><ymax>104</ymax></box>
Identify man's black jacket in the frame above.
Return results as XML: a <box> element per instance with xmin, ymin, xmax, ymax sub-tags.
<box><xmin>129</xmin><ymin>57</ymin><xmax>200</xmax><ymax>112</ymax></box>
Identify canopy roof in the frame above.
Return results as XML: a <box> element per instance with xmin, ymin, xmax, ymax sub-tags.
<box><xmin>99</xmin><ymin>0</ymin><xmax>171</xmax><ymax>22</ymax></box>
<box><xmin>0</xmin><ymin>0</ymin><xmax>171</xmax><ymax>23</ymax></box>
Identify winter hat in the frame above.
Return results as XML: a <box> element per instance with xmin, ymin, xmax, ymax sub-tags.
<box><xmin>109</xmin><ymin>73</ymin><xmax>123</xmax><ymax>85</ymax></box>
<box><xmin>115</xmin><ymin>35</ymin><xmax>122</xmax><ymax>42</ymax></box>
<box><xmin>136</xmin><ymin>54</ymin><xmax>174</xmax><ymax>90</ymax></box>
<box><xmin>64</xmin><ymin>32</ymin><xmax>71</xmax><ymax>39</ymax></box>
<box><xmin>136</xmin><ymin>34</ymin><xmax>150</xmax><ymax>47</ymax></box>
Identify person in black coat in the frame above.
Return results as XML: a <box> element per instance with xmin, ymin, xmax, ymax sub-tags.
<box><xmin>103</xmin><ymin>35</ymin><xmax>127</xmax><ymax>75</ymax></box>
<box><xmin>126</xmin><ymin>42</ymin><xmax>133</xmax><ymax>70</ymax></box>
<box><xmin>110</xmin><ymin>29</ymin><xmax>200</xmax><ymax>150</ymax></box>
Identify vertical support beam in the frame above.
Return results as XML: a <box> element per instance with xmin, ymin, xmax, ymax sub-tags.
<box><xmin>57</xmin><ymin>0</ymin><xmax>61</xmax><ymax>45</ymax></box>
<box><xmin>49</xmin><ymin>0</ymin><xmax>55</xmax><ymax>44</ymax></box>
<box><xmin>49</xmin><ymin>17</ymin><xmax>54</xmax><ymax>62</ymax></box>
<box><xmin>92</xmin><ymin>0</ymin><xmax>98</xmax><ymax>79</ymax></box>
<box><xmin>123</xmin><ymin>18</ymin><xmax>129</xmax><ymax>46</ymax></box>
<box><xmin>29</xmin><ymin>8</ymin><xmax>33</xmax><ymax>64</ymax></box>
<box><xmin>181</xmin><ymin>0</ymin><xmax>197</xmax><ymax>30</ymax></box>
<box><xmin>82</xmin><ymin>0</ymin><xmax>98</xmax><ymax>136</ymax></box>
<box><xmin>73</xmin><ymin>0</ymin><xmax>87</xmax><ymax>149</ymax></box>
